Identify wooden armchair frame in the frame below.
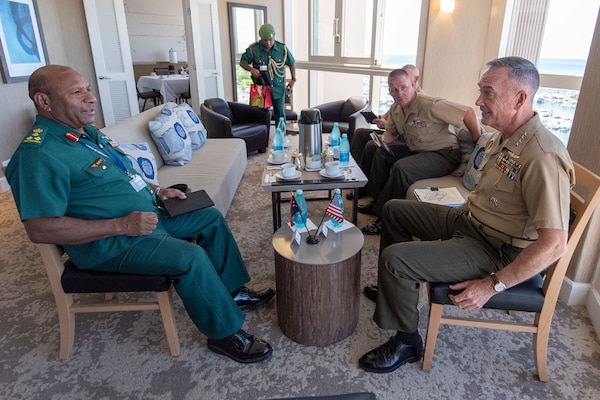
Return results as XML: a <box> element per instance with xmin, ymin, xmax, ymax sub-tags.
<box><xmin>422</xmin><ymin>162</ymin><xmax>600</xmax><ymax>381</ymax></box>
<box><xmin>37</xmin><ymin>243</ymin><xmax>180</xmax><ymax>359</ymax></box>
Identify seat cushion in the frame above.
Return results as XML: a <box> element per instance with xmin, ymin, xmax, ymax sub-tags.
<box><xmin>61</xmin><ymin>259</ymin><xmax>171</xmax><ymax>293</ymax></box>
<box><xmin>429</xmin><ymin>274</ymin><xmax>545</xmax><ymax>312</ymax></box>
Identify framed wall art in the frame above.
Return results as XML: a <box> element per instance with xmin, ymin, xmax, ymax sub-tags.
<box><xmin>0</xmin><ymin>0</ymin><xmax>47</xmax><ymax>83</ymax></box>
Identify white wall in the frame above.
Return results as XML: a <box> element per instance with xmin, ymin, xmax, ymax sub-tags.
<box><xmin>125</xmin><ymin>0</ymin><xmax>187</xmax><ymax>63</ymax></box>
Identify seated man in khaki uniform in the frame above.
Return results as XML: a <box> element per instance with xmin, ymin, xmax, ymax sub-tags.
<box><xmin>359</xmin><ymin>56</ymin><xmax>574</xmax><ymax>374</ymax></box>
<box><xmin>359</xmin><ymin>69</ymin><xmax>481</xmax><ymax>235</ymax></box>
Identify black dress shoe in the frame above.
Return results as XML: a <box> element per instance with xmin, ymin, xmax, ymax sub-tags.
<box><xmin>359</xmin><ymin>334</ymin><xmax>423</xmax><ymax>373</ymax></box>
<box><xmin>357</xmin><ymin>201</ymin><xmax>375</xmax><ymax>215</ymax></box>
<box><xmin>361</xmin><ymin>218</ymin><xmax>382</xmax><ymax>235</ymax></box>
<box><xmin>364</xmin><ymin>285</ymin><xmax>378</xmax><ymax>302</ymax></box>
<box><xmin>207</xmin><ymin>329</ymin><xmax>273</xmax><ymax>363</ymax></box>
<box><xmin>232</xmin><ymin>286</ymin><xmax>275</xmax><ymax>311</ymax></box>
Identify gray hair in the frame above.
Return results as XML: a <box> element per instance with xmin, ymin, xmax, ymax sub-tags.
<box><xmin>486</xmin><ymin>56</ymin><xmax>540</xmax><ymax>94</ymax></box>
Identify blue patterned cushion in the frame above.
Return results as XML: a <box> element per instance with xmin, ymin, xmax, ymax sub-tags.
<box><xmin>174</xmin><ymin>103</ymin><xmax>207</xmax><ymax>150</ymax></box>
<box><xmin>118</xmin><ymin>141</ymin><xmax>159</xmax><ymax>185</ymax></box>
<box><xmin>148</xmin><ymin>104</ymin><xmax>192</xmax><ymax>165</ymax></box>
<box><xmin>462</xmin><ymin>131</ymin><xmax>494</xmax><ymax>191</ymax></box>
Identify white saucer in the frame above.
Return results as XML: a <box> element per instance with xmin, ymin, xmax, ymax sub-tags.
<box><xmin>319</xmin><ymin>169</ymin><xmax>345</xmax><ymax>179</ymax></box>
<box><xmin>276</xmin><ymin>170</ymin><xmax>302</xmax><ymax>180</ymax></box>
<box><xmin>268</xmin><ymin>156</ymin><xmax>290</xmax><ymax>165</ymax></box>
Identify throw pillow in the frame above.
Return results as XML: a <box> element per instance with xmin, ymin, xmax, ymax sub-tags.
<box><xmin>174</xmin><ymin>103</ymin><xmax>207</xmax><ymax>150</ymax></box>
<box><xmin>148</xmin><ymin>103</ymin><xmax>192</xmax><ymax>165</ymax></box>
<box><xmin>462</xmin><ymin>131</ymin><xmax>495</xmax><ymax>191</ymax></box>
<box><xmin>450</xmin><ymin>127</ymin><xmax>477</xmax><ymax>177</ymax></box>
<box><xmin>118</xmin><ymin>141</ymin><xmax>159</xmax><ymax>186</ymax></box>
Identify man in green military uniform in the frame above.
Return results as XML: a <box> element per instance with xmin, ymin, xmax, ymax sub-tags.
<box><xmin>6</xmin><ymin>65</ymin><xmax>275</xmax><ymax>364</ymax></box>
<box><xmin>240</xmin><ymin>23</ymin><xmax>296</xmax><ymax>123</ymax></box>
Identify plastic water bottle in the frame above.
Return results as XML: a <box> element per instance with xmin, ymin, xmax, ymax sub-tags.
<box><xmin>330</xmin><ymin>122</ymin><xmax>341</xmax><ymax>159</ymax></box>
<box><xmin>277</xmin><ymin>116</ymin><xmax>287</xmax><ymax>144</ymax></box>
<box><xmin>330</xmin><ymin>122</ymin><xmax>341</xmax><ymax>148</ymax></box>
<box><xmin>273</xmin><ymin>128</ymin><xmax>283</xmax><ymax>152</ymax></box>
<box><xmin>293</xmin><ymin>189</ymin><xmax>307</xmax><ymax>229</ymax></box>
<box><xmin>339</xmin><ymin>133</ymin><xmax>350</xmax><ymax>166</ymax></box>
<box><xmin>330</xmin><ymin>188</ymin><xmax>344</xmax><ymax>228</ymax></box>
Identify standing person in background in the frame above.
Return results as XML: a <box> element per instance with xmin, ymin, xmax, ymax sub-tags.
<box><xmin>240</xmin><ymin>23</ymin><xmax>297</xmax><ymax>123</ymax></box>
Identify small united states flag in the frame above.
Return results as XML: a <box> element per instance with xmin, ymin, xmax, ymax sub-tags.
<box><xmin>325</xmin><ymin>191</ymin><xmax>344</xmax><ymax>223</ymax></box>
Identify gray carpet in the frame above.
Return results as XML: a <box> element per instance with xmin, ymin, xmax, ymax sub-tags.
<box><xmin>1</xmin><ymin>149</ymin><xmax>599</xmax><ymax>400</ymax></box>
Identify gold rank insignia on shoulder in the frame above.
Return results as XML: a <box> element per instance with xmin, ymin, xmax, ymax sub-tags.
<box><xmin>23</xmin><ymin>127</ymin><xmax>45</xmax><ymax>144</ymax></box>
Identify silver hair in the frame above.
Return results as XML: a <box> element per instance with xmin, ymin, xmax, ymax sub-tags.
<box><xmin>486</xmin><ymin>56</ymin><xmax>540</xmax><ymax>94</ymax></box>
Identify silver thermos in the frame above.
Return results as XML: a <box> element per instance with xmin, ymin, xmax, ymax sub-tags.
<box><xmin>298</xmin><ymin>108</ymin><xmax>323</xmax><ymax>163</ymax></box>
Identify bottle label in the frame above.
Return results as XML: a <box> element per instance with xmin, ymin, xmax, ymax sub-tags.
<box><xmin>340</xmin><ymin>152</ymin><xmax>349</xmax><ymax>165</ymax></box>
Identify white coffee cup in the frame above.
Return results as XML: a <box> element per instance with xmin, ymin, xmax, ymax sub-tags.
<box><xmin>281</xmin><ymin>163</ymin><xmax>296</xmax><ymax>178</ymax></box>
<box><xmin>325</xmin><ymin>161</ymin><xmax>340</xmax><ymax>177</ymax></box>
<box><xmin>271</xmin><ymin>150</ymin><xmax>285</xmax><ymax>163</ymax></box>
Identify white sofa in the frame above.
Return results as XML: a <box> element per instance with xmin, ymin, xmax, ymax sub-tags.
<box><xmin>102</xmin><ymin>104</ymin><xmax>247</xmax><ymax>215</ymax></box>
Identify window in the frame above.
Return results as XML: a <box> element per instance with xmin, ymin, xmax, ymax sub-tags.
<box><xmin>537</xmin><ymin>0</ymin><xmax>598</xmax><ymax>76</ymax></box>
<box><xmin>506</xmin><ymin>0</ymin><xmax>600</xmax><ymax>145</ymax></box>
<box><xmin>310</xmin><ymin>0</ymin><xmax>375</xmax><ymax>63</ymax></box>
<box><xmin>289</xmin><ymin>0</ymin><xmax>424</xmax><ymax>109</ymax></box>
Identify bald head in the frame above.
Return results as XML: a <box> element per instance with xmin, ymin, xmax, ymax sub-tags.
<box><xmin>28</xmin><ymin>65</ymin><xmax>96</xmax><ymax>131</ymax></box>
<box><xmin>28</xmin><ymin>65</ymin><xmax>77</xmax><ymax>101</ymax></box>
<box><xmin>402</xmin><ymin>64</ymin><xmax>420</xmax><ymax>89</ymax></box>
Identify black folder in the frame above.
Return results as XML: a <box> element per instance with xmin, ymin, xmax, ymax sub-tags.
<box><xmin>161</xmin><ymin>190</ymin><xmax>215</xmax><ymax>217</ymax></box>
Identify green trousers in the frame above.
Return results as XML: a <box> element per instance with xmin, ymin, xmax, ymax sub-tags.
<box><xmin>92</xmin><ymin>207</ymin><xmax>249</xmax><ymax>339</ymax></box>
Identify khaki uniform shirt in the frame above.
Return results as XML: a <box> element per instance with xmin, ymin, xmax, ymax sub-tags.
<box><xmin>468</xmin><ymin>114</ymin><xmax>575</xmax><ymax>240</ymax></box>
<box><xmin>387</xmin><ymin>92</ymin><xmax>467</xmax><ymax>152</ymax></box>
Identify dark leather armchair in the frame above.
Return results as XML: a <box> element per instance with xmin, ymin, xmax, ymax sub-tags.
<box><xmin>200</xmin><ymin>98</ymin><xmax>271</xmax><ymax>154</ymax></box>
<box><xmin>313</xmin><ymin>96</ymin><xmax>370</xmax><ymax>143</ymax></box>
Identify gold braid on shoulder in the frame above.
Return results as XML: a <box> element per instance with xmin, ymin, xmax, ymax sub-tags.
<box><xmin>268</xmin><ymin>46</ymin><xmax>288</xmax><ymax>81</ymax></box>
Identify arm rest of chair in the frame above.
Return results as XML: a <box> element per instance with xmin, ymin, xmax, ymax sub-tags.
<box><xmin>314</xmin><ymin>100</ymin><xmax>345</xmax><ymax>122</ymax></box>
<box><xmin>200</xmin><ymin>104</ymin><xmax>234</xmax><ymax>138</ymax></box>
<box><xmin>348</xmin><ymin>111</ymin><xmax>371</xmax><ymax>139</ymax></box>
<box><xmin>229</xmin><ymin>102</ymin><xmax>271</xmax><ymax>127</ymax></box>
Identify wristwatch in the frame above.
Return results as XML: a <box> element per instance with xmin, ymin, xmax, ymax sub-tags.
<box><xmin>490</xmin><ymin>272</ymin><xmax>506</xmax><ymax>292</ymax></box>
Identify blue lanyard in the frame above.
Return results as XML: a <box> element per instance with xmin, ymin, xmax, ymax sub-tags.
<box><xmin>73</xmin><ymin>133</ymin><xmax>131</xmax><ymax>176</ymax></box>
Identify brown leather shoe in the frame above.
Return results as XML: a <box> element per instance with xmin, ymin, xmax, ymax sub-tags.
<box><xmin>207</xmin><ymin>329</ymin><xmax>273</xmax><ymax>363</ymax></box>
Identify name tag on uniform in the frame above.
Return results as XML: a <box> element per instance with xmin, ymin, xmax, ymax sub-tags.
<box><xmin>129</xmin><ymin>174</ymin><xmax>146</xmax><ymax>192</ymax></box>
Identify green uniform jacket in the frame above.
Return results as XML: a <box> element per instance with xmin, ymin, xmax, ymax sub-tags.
<box><xmin>240</xmin><ymin>40</ymin><xmax>295</xmax><ymax>100</ymax></box>
<box><xmin>7</xmin><ymin>116</ymin><xmax>162</xmax><ymax>268</ymax></box>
